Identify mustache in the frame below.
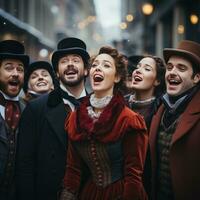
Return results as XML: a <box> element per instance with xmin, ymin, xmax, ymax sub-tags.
<box><xmin>9</xmin><ymin>78</ymin><xmax>21</xmax><ymax>84</ymax></box>
<box><xmin>64</xmin><ymin>67</ymin><xmax>78</xmax><ymax>74</ymax></box>
<box><xmin>167</xmin><ymin>74</ymin><xmax>180</xmax><ymax>80</ymax></box>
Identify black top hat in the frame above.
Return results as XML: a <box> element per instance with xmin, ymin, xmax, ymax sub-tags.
<box><xmin>51</xmin><ymin>37</ymin><xmax>90</xmax><ymax>71</ymax></box>
<box><xmin>0</xmin><ymin>40</ymin><xmax>29</xmax><ymax>67</ymax></box>
<box><xmin>128</xmin><ymin>55</ymin><xmax>144</xmax><ymax>74</ymax></box>
<box><xmin>23</xmin><ymin>61</ymin><xmax>56</xmax><ymax>93</ymax></box>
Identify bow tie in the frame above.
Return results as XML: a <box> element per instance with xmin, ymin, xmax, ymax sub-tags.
<box><xmin>60</xmin><ymin>89</ymin><xmax>81</xmax><ymax>108</ymax></box>
<box><xmin>0</xmin><ymin>93</ymin><xmax>20</xmax><ymax>130</ymax></box>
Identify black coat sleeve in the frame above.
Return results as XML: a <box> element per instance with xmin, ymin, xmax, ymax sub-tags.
<box><xmin>15</xmin><ymin>101</ymin><xmax>40</xmax><ymax>200</ymax></box>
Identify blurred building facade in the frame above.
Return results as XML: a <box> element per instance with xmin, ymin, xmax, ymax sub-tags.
<box><xmin>119</xmin><ymin>0</ymin><xmax>200</xmax><ymax>57</ymax></box>
<box><xmin>1</xmin><ymin>1</ymin><xmax>199</xmax><ymax>60</ymax></box>
<box><xmin>0</xmin><ymin>0</ymin><xmax>57</xmax><ymax>61</ymax></box>
<box><xmin>0</xmin><ymin>0</ymin><xmax>102</xmax><ymax>61</ymax></box>
<box><xmin>55</xmin><ymin>0</ymin><xmax>103</xmax><ymax>55</ymax></box>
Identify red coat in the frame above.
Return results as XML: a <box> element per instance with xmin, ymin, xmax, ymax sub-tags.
<box><xmin>149</xmin><ymin>90</ymin><xmax>200</xmax><ymax>200</ymax></box>
<box><xmin>61</xmin><ymin>94</ymin><xmax>148</xmax><ymax>200</ymax></box>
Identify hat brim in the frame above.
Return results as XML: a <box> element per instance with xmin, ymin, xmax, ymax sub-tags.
<box><xmin>0</xmin><ymin>53</ymin><xmax>29</xmax><ymax>68</ymax></box>
<box><xmin>23</xmin><ymin>64</ymin><xmax>56</xmax><ymax>93</ymax></box>
<box><xmin>128</xmin><ymin>55</ymin><xmax>144</xmax><ymax>74</ymax></box>
<box><xmin>27</xmin><ymin>62</ymin><xmax>54</xmax><ymax>79</ymax></box>
<box><xmin>23</xmin><ymin>61</ymin><xmax>56</xmax><ymax>93</ymax></box>
<box><xmin>163</xmin><ymin>48</ymin><xmax>200</xmax><ymax>66</ymax></box>
<box><xmin>51</xmin><ymin>47</ymin><xmax>90</xmax><ymax>70</ymax></box>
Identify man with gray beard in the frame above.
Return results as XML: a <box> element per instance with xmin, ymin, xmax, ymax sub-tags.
<box><xmin>16</xmin><ymin>37</ymin><xmax>90</xmax><ymax>200</ymax></box>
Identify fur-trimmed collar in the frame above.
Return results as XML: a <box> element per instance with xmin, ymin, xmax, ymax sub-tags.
<box><xmin>78</xmin><ymin>93</ymin><xmax>125</xmax><ymax>137</ymax></box>
<box><xmin>65</xmin><ymin>92</ymin><xmax>147</xmax><ymax>142</ymax></box>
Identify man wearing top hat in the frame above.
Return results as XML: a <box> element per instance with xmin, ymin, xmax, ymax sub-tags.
<box><xmin>0</xmin><ymin>40</ymin><xmax>29</xmax><ymax>200</ymax></box>
<box><xmin>149</xmin><ymin>40</ymin><xmax>200</xmax><ymax>200</ymax></box>
<box><xmin>16</xmin><ymin>37</ymin><xmax>90</xmax><ymax>200</ymax></box>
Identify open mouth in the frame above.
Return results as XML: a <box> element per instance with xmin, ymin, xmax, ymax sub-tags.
<box><xmin>64</xmin><ymin>69</ymin><xmax>78</xmax><ymax>76</ymax></box>
<box><xmin>36</xmin><ymin>82</ymin><xmax>47</xmax><ymax>87</ymax></box>
<box><xmin>133</xmin><ymin>75</ymin><xmax>142</xmax><ymax>82</ymax></box>
<box><xmin>93</xmin><ymin>74</ymin><xmax>104</xmax><ymax>82</ymax></box>
<box><xmin>8</xmin><ymin>80</ymin><xmax>20</xmax><ymax>92</ymax></box>
<box><xmin>168</xmin><ymin>79</ymin><xmax>181</xmax><ymax>85</ymax></box>
<box><xmin>8</xmin><ymin>80</ymin><xmax>19</xmax><ymax>86</ymax></box>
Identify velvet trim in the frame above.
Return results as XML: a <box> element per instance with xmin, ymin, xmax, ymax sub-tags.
<box><xmin>65</xmin><ymin>93</ymin><xmax>147</xmax><ymax>142</ymax></box>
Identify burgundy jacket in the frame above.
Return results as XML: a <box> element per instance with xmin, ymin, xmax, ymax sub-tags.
<box><xmin>149</xmin><ymin>90</ymin><xmax>200</xmax><ymax>200</ymax></box>
<box><xmin>61</xmin><ymin>94</ymin><xmax>148</xmax><ymax>200</ymax></box>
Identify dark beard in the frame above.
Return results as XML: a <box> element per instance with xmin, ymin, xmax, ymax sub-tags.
<box><xmin>59</xmin><ymin>74</ymin><xmax>85</xmax><ymax>87</ymax></box>
<box><xmin>0</xmin><ymin>79</ymin><xmax>22</xmax><ymax>97</ymax></box>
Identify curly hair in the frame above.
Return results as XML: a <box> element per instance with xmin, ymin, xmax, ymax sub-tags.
<box><xmin>90</xmin><ymin>46</ymin><xmax>128</xmax><ymax>93</ymax></box>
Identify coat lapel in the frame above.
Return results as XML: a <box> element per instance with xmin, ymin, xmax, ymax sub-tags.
<box><xmin>46</xmin><ymin>102</ymin><xmax>68</xmax><ymax>150</ymax></box>
<box><xmin>46</xmin><ymin>88</ymin><xmax>68</xmax><ymax>150</ymax></box>
<box><xmin>19</xmin><ymin>98</ymin><xmax>26</xmax><ymax>112</ymax></box>
<box><xmin>0</xmin><ymin>115</ymin><xmax>7</xmax><ymax>143</ymax></box>
<box><xmin>172</xmin><ymin>90</ymin><xmax>200</xmax><ymax>144</ymax></box>
<box><xmin>149</xmin><ymin>105</ymin><xmax>165</xmax><ymax>167</ymax></box>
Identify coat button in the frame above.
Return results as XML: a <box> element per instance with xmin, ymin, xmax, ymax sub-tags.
<box><xmin>95</xmin><ymin>161</ymin><xmax>99</xmax><ymax>166</ymax></box>
<box><xmin>98</xmin><ymin>174</ymin><xmax>102</xmax><ymax>178</ymax></box>
<box><xmin>88</xmin><ymin>136</ymin><xmax>91</xmax><ymax>140</ymax></box>
<box><xmin>7</xmin><ymin>162</ymin><xmax>12</xmax><ymax>167</ymax></box>
<box><xmin>91</xmin><ymin>147</ymin><xmax>95</xmax><ymax>152</ymax></box>
<box><xmin>98</xmin><ymin>181</ymin><xmax>103</xmax><ymax>186</ymax></box>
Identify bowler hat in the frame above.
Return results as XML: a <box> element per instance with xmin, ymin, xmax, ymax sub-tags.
<box><xmin>23</xmin><ymin>61</ymin><xmax>56</xmax><ymax>93</ymax></box>
<box><xmin>163</xmin><ymin>40</ymin><xmax>200</xmax><ymax>69</ymax></box>
<box><xmin>0</xmin><ymin>40</ymin><xmax>29</xmax><ymax>67</ymax></box>
<box><xmin>51</xmin><ymin>37</ymin><xmax>90</xmax><ymax>71</ymax></box>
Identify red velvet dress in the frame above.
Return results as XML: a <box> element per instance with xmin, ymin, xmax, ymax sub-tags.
<box><xmin>61</xmin><ymin>94</ymin><xmax>148</xmax><ymax>200</ymax></box>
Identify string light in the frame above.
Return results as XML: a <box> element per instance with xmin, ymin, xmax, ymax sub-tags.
<box><xmin>120</xmin><ymin>22</ymin><xmax>127</xmax><ymax>29</ymax></box>
<box><xmin>126</xmin><ymin>14</ymin><xmax>134</xmax><ymax>22</ymax></box>
<box><xmin>190</xmin><ymin>14</ymin><xmax>199</xmax><ymax>24</ymax></box>
<box><xmin>142</xmin><ymin>3</ymin><xmax>154</xmax><ymax>15</ymax></box>
<box><xmin>177</xmin><ymin>25</ymin><xmax>184</xmax><ymax>34</ymax></box>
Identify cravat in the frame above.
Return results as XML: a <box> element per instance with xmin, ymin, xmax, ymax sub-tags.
<box><xmin>0</xmin><ymin>93</ymin><xmax>20</xmax><ymax>131</ymax></box>
<box><xmin>60</xmin><ymin>89</ymin><xmax>81</xmax><ymax>108</ymax></box>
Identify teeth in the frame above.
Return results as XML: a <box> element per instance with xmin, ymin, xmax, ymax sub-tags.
<box><xmin>168</xmin><ymin>79</ymin><xmax>181</xmax><ymax>85</ymax></box>
<box><xmin>9</xmin><ymin>82</ymin><xmax>18</xmax><ymax>86</ymax></box>
<box><xmin>64</xmin><ymin>69</ymin><xmax>76</xmax><ymax>75</ymax></box>
<box><xmin>66</xmin><ymin>72</ymin><xmax>76</xmax><ymax>75</ymax></box>
<box><xmin>94</xmin><ymin>74</ymin><xmax>102</xmax><ymax>78</ymax></box>
<box><xmin>37</xmin><ymin>82</ymin><xmax>46</xmax><ymax>86</ymax></box>
<box><xmin>93</xmin><ymin>74</ymin><xmax>103</xmax><ymax>82</ymax></box>
<box><xmin>134</xmin><ymin>75</ymin><xmax>142</xmax><ymax>81</ymax></box>
<box><xmin>169</xmin><ymin>80</ymin><xmax>179</xmax><ymax>83</ymax></box>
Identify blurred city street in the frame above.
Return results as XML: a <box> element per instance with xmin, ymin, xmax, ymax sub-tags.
<box><xmin>0</xmin><ymin>0</ymin><xmax>199</xmax><ymax>61</ymax></box>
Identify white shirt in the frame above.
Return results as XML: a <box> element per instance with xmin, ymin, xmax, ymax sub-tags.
<box><xmin>60</xmin><ymin>83</ymin><xmax>86</xmax><ymax>111</ymax></box>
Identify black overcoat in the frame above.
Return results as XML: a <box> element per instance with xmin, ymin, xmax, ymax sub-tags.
<box><xmin>16</xmin><ymin>88</ymin><xmax>70</xmax><ymax>200</ymax></box>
